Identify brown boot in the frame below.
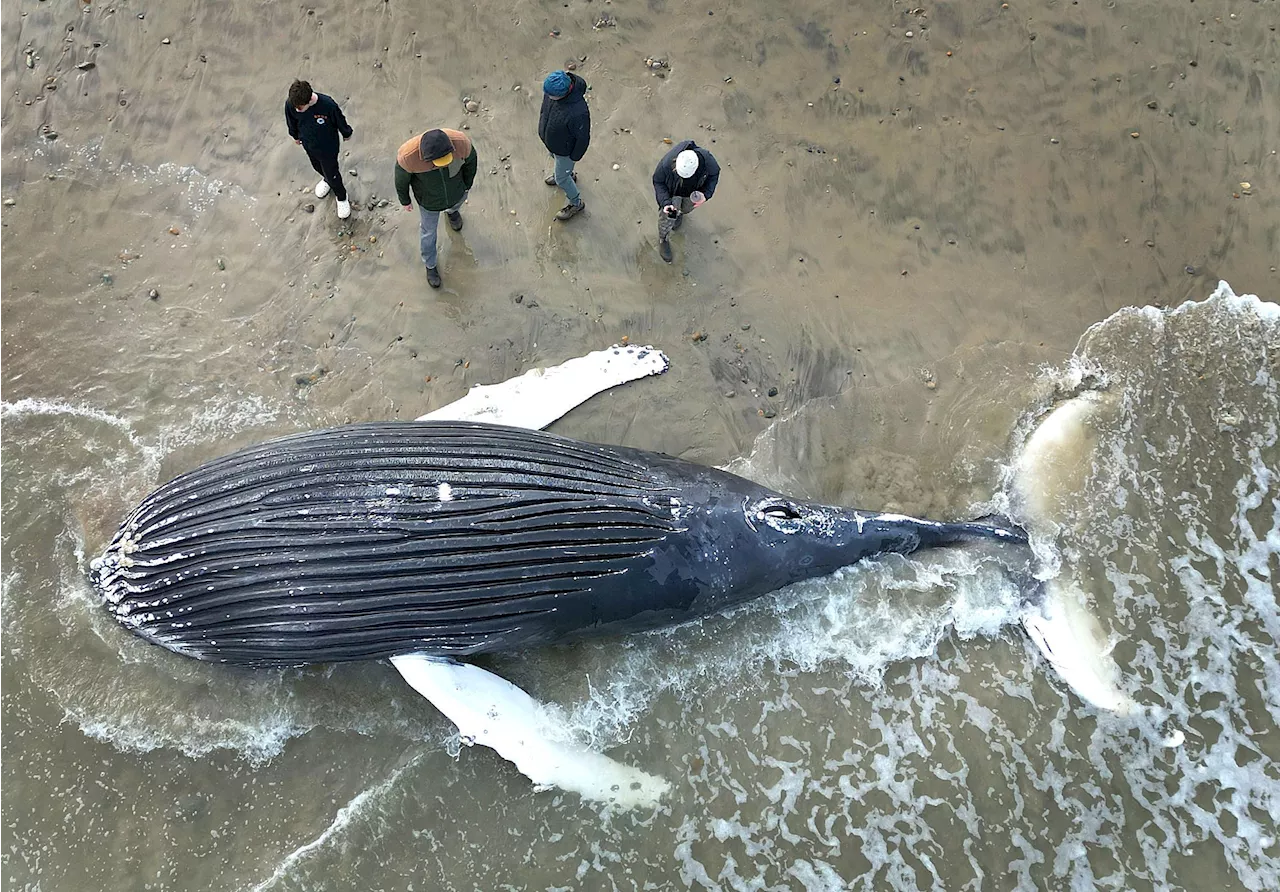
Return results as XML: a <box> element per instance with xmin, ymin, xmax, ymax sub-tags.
<box><xmin>555</xmin><ymin>200</ymin><xmax>585</xmax><ymax>221</ymax></box>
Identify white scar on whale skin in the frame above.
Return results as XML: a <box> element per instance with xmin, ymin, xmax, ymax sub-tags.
<box><xmin>417</xmin><ymin>343</ymin><xmax>670</xmax><ymax>428</ymax></box>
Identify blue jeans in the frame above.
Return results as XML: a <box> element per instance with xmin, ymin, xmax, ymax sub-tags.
<box><xmin>553</xmin><ymin>155</ymin><xmax>581</xmax><ymax>205</ymax></box>
<box><xmin>418</xmin><ymin>193</ymin><xmax>467</xmax><ymax>269</ymax></box>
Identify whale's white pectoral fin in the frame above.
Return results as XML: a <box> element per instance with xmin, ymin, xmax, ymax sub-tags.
<box><xmin>1021</xmin><ymin>581</ymin><xmax>1137</xmax><ymax>716</ymax></box>
<box><xmin>418</xmin><ymin>344</ymin><xmax>670</xmax><ymax>430</ymax></box>
<box><xmin>390</xmin><ymin>653</ymin><xmax>671</xmax><ymax>807</ymax></box>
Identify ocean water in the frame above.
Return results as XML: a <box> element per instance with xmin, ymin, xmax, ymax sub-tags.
<box><xmin>2</xmin><ymin>283</ymin><xmax>1277</xmax><ymax>890</ymax></box>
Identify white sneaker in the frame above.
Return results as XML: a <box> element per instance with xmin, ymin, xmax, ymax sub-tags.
<box><xmin>336</xmin><ymin>199</ymin><xmax>351</xmax><ymax>219</ymax></box>
<box><xmin>315</xmin><ymin>180</ymin><xmax>331</xmax><ymax>199</ymax></box>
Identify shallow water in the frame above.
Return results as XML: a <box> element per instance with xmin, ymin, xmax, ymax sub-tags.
<box><xmin>3</xmin><ymin>283</ymin><xmax>1277</xmax><ymax>890</ymax></box>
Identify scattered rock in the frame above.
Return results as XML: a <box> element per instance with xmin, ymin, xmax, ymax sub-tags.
<box><xmin>612</xmin><ymin>163</ymin><xmax>620</xmax><ymax>170</ymax></box>
<box><xmin>905</xmin><ymin>30</ymin><xmax>914</xmax><ymax>38</ymax></box>
<box><xmin>767</xmin><ymin>386</ymin><xmax>778</xmax><ymax>397</ymax></box>
<box><xmin>76</xmin><ymin>61</ymin><xmax>95</xmax><ymax>71</ymax></box>
<box><xmin>593</xmin><ymin>12</ymin><xmax>615</xmax><ymax>29</ymax></box>
<box><xmin>1050</xmin><ymin>137</ymin><xmax>1060</xmax><ymax>144</ymax></box>
<box><xmin>1130</xmin><ymin>131</ymin><xmax>1140</xmax><ymax>138</ymax></box>
<box><xmin>216</xmin><ymin>257</ymin><xmax>225</xmax><ymax>270</ymax></box>
<box><xmin>723</xmin><ymin>390</ymin><xmax>735</xmax><ymax>398</ymax></box>
<box><xmin>348</xmin><ymin>169</ymin><xmax>358</xmax><ymax>177</ymax></box>
<box><xmin>691</xmin><ymin>331</ymin><xmax>707</xmax><ymax>342</ymax></box>
<box><xmin>101</xmin><ymin>273</ymin><xmax>113</xmax><ymax>286</ymax></box>
<box><xmin>513</xmin><ymin>294</ymin><xmax>523</xmax><ymax>304</ymax></box>
<box><xmin>2</xmin><ymin>198</ymin><xmax>14</xmax><ymax>207</ymax></box>
<box><xmin>25</xmin><ymin>54</ymin><xmax>34</xmax><ymax>69</ymax></box>
<box><xmin>464</xmin><ymin>98</ymin><xmax>479</xmax><ymax>113</ymax></box>
<box><xmin>294</xmin><ymin>367</ymin><xmax>327</xmax><ymax>389</ymax></box>
<box><xmin>168</xmin><ymin>226</ymin><xmax>180</xmax><ymax>235</ymax></box>
<box><xmin>1147</xmin><ymin>100</ymin><xmax>1158</xmax><ymax>109</ymax></box>
<box><xmin>761</xmin><ymin>408</ymin><xmax>777</xmax><ymax>419</ymax></box>
<box><xmin>549</xmin><ymin>28</ymin><xmax>560</xmax><ymax>37</ymax></box>
<box><xmin>724</xmin><ymin>76</ymin><xmax>733</xmax><ymax>84</ymax></box>
<box><xmin>161</xmin><ymin>37</ymin><xmax>171</xmax><ymax>45</ymax></box>
<box><xmin>525</xmin><ymin>299</ymin><xmax>538</xmax><ymax>308</ymax></box>
<box><xmin>741</xmin><ymin>323</ymin><xmax>751</xmax><ymax>331</ymax></box>
<box><xmin>148</xmin><ymin>288</ymin><xmax>160</xmax><ymax>300</ymax></box>
<box><xmin>303</xmin><ymin>203</ymin><xmax>315</xmax><ymax>213</ymax></box>
<box><xmin>1185</xmin><ymin>265</ymin><xmax>1197</xmax><ymax>275</ymax></box>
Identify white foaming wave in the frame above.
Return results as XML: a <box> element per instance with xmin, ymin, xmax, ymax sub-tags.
<box><xmin>248</xmin><ymin>755</ymin><xmax>423</xmax><ymax>892</ymax></box>
<box><xmin>26</xmin><ymin>137</ymin><xmax>259</xmax><ymax>218</ymax></box>
<box><xmin>546</xmin><ymin>549</ymin><xmax>1024</xmax><ymax>759</ymax></box>
<box><xmin>1</xmin><ymin>397</ymin><xmax>134</xmax><ymax>430</ymax></box>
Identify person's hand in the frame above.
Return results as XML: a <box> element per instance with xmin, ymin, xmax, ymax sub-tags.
<box><xmin>294</xmin><ymin>139</ymin><xmax>302</xmax><ymax>145</ymax></box>
<box><xmin>403</xmin><ymin>204</ymin><xmax>413</xmax><ymax>211</ymax></box>
<box><xmin>690</xmin><ymin>191</ymin><xmax>706</xmax><ymax>207</ymax></box>
<box><xmin>663</xmin><ymin>204</ymin><xmax>678</xmax><ymax>216</ymax></box>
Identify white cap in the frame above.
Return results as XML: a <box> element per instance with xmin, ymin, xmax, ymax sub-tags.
<box><xmin>675</xmin><ymin>149</ymin><xmax>699</xmax><ymax>178</ymax></box>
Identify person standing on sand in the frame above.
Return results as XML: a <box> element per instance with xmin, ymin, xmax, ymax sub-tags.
<box><xmin>395</xmin><ymin>128</ymin><xmax>478</xmax><ymax>289</ymax></box>
<box><xmin>652</xmin><ymin>140</ymin><xmax>720</xmax><ymax>263</ymax></box>
<box><xmin>538</xmin><ymin>70</ymin><xmax>590</xmax><ymax>222</ymax></box>
<box><xmin>285</xmin><ymin>80</ymin><xmax>353</xmax><ymax>220</ymax></box>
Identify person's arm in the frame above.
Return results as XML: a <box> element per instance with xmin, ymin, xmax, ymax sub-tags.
<box><xmin>570</xmin><ymin>112</ymin><xmax>590</xmax><ymax>162</ymax></box>
<box><xmin>395</xmin><ymin>164</ymin><xmax>412</xmax><ymax>207</ymax></box>
<box><xmin>460</xmin><ymin>146</ymin><xmax>478</xmax><ymax>190</ymax></box>
<box><xmin>701</xmin><ymin>154</ymin><xmax>720</xmax><ymax>201</ymax></box>
<box><xmin>331</xmin><ymin>98</ymin><xmax>353</xmax><ymax>139</ymax></box>
<box><xmin>285</xmin><ymin>103</ymin><xmax>300</xmax><ymax>142</ymax></box>
<box><xmin>652</xmin><ymin>160</ymin><xmax>672</xmax><ymax>208</ymax></box>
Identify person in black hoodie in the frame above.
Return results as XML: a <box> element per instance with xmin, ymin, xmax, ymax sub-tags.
<box><xmin>538</xmin><ymin>70</ymin><xmax>590</xmax><ymax>222</ymax></box>
<box><xmin>285</xmin><ymin>80</ymin><xmax>354</xmax><ymax>219</ymax></box>
<box><xmin>651</xmin><ymin>140</ymin><xmax>720</xmax><ymax>263</ymax></box>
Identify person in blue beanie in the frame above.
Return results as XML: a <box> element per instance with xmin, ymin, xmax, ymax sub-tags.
<box><xmin>538</xmin><ymin>70</ymin><xmax>590</xmax><ymax>222</ymax></box>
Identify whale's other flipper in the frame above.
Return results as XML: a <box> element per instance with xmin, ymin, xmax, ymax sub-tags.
<box><xmin>390</xmin><ymin>654</ymin><xmax>672</xmax><ymax>808</ymax></box>
<box><xmin>418</xmin><ymin>344</ymin><xmax>670</xmax><ymax>430</ymax></box>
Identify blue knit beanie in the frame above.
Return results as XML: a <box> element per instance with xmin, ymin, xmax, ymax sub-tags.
<box><xmin>543</xmin><ymin>70</ymin><xmax>572</xmax><ymax>97</ymax></box>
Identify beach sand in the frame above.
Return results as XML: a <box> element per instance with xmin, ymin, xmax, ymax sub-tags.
<box><xmin>4</xmin><ymin>0</ymin><xmax>1275</xmax><ymax>473</ymax></box>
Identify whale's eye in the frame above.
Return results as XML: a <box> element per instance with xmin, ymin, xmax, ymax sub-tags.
<box><xmin>751</xmin><ymin>499</ymin><xmax>806</xmax><ymax>533</ymax></box>
<box><xmin>762</xmin><ymin>503</ymin><xmax>800</xmax><ymax>520</ymax></box>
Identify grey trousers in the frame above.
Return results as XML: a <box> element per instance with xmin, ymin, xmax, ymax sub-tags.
<box><xmin>658</xmin><ymin>196</ymin><xmax>695</xmax><ymax>241</ymax></box>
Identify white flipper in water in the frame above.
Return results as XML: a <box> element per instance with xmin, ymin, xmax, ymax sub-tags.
<box><xmin>390</xmin><ymin>654</ymin><xmax>671</xmax><ymax>807</ymax></box>
<box><xmin>1014</xmin><ymin>390</ymin><xmax>1136</xmax><ymax>714</ymax></box>
<box><xmin>418</xmin><ymin>343</ymin><xmax>669</xmax><ymax>430</ymax></box>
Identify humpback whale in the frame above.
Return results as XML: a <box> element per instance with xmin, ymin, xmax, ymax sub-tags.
<box><xmin>87</xmin><ymin>344</ymin><xmax>1121</xmax><ymax>805</ymax></box>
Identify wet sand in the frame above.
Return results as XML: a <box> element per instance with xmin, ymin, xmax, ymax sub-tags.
<box><xmin>3</xmin><ymin>0</ymin><xmax>1275</xmax><ymax>467</ymax></box>
<box><xmin>3</xmin><ymin>0</ymin><xmax>1279</xmax><ymax>888</ymax></box>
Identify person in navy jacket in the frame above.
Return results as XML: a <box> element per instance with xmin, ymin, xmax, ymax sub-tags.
<box><xmin>651</xmin><ymin>140</ymin><xmax>720</xmax><ymax>263</ymax></box>
<box><xmin>285</xmin><ymin>80</ymin><xmax>354</xmax><ymax>219</ymax></box>
<box><xmin>538</xmin><ymin>70</ymin><xmax>591</xmax><ymax>222</ymax></box>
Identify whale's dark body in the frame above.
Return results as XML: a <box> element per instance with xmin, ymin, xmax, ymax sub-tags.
<box><xmin>90</xmin><ymin>421</ymin><xmax>1025</xmax><ymax>666</ymax></box>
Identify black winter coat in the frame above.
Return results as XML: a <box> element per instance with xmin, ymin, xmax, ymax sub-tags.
<box><xmin>652</xmin><ymin>140</ymin><xmax>721</xmax><ymax>208</ymax></box>
<box><xmin>538</xmin><ymin>73</ymin><xmax>591</xmax><ymax>161</ymax></box>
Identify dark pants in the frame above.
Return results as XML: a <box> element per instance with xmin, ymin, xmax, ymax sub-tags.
<box><xmin>305</xmin><ymin>146</ymin><xmax>347</xmax><ymax>201</ymax></box>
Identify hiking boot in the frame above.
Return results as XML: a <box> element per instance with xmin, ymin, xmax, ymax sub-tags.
<box><xmin>555</xmin><ymin>200</ymin><xmax>585</xmax><ymax>222</ymax></box>
<box><xmin>446</xmin><ymin>210</ymin><xmax>463</xmax><ymax>231</ymax></box>
<box><xmin>336</xmin><ymin>199</ymin><xmax>351</xmax><ymax>219</ymax></box>
<box><xmin>426</xmin><ymin>266</ymin><xmax>442</xmax><ymax>288</ymax></box>
<box><xmin>658</xmin><ymin>239</ymin><xmax>673</xmax><ymax>263</ymax></box>
<box><xmin>315</xmin><ymin>180</ymin><xmax>331</xmax><ymax>199</ymax></box>
<box><xmin>544</xmin><ymin>171</ymin><xmax>578</xmax><ymax>186</ymax></box>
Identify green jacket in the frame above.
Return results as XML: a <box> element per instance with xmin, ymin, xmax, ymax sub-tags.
<box><xmin>395</xmin><ymin>130</ymin><xmax>477</xmax><ymax>211</ymax></box>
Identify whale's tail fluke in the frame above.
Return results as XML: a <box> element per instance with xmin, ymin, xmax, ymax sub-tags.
<box><xmin>1012</xmin><ymin>390</ymin><xmax>1137</xmax><ymax>715</ymax></box>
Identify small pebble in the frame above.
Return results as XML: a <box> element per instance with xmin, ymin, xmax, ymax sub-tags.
<box><xmin>767</xmin><ymin>387</ymin><xmax>778</xmax><ymax>397</ymax></box>
<box><xmin>905</xmin><ymin>30</ymin><xmax>913</xmax><ymax>38</ymax></box>
<box><xmin>303</xmin><ymin>203</ymin><xmax>315</xmax><ymax>213</ymax></box>
<box><xmin>2</xmin><ymin>198</ymin><xmax>14</xmax><ymax>207</ymax></box>
<box><xmin>161</xmin><ymin>37</ymin><xmax>171</xmax><ymax>44</ymax></box>
<box><xmin>148</xmin><ymin>288</ymin><xmax>160</xmax><ymax>300</ymax></box>
<box><xmin>464</xmin><ymin>99</ymin><xmax>479</xmax><ymax>113</ymax></box>
<box><xmin>612</xmin><ymin>163</ymin><xmax>620</xmax><ymax>170</ymax></box>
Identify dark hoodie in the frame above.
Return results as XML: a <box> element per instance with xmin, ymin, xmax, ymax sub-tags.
<box><xmin>537</xmin><ymin>73</ymin><xmax>591</xmax><ymax>161</ymax></box>
<box><xmin>284</xmin><ymin>93</ymin><xmax>352</xmax><ymax>157</ymax></box>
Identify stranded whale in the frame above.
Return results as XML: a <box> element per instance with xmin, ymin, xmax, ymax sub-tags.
<box><xmin>85</xmin><ymin>344</ymin><xmax>1124</xmax><ymax>805</ymax></box>
<box><xmin>89</xmin><ymin>419</ymin><xmax>1026</xmax><ymax>666</ymax></box>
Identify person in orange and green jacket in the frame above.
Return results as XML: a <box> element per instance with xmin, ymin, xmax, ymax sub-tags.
<box><xmin>395</xmin><ymin>128</ymin><xmax>477</xmax><ymax>289</ymax></box>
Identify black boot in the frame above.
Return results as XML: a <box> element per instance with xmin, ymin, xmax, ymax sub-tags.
<box><xmin>658</xmin><ymin>239</ymin><xmax>673</xmax><ymax>263</ymax></box>
<box><xmin>447</xmin><ymin>210</ymin><xmax>463</xmax><ymax>231</ymax></box>
<box><xmin>426</xmin><ymin>266</ymin><xmax>442</xmax><ymax>288</ymax></box>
